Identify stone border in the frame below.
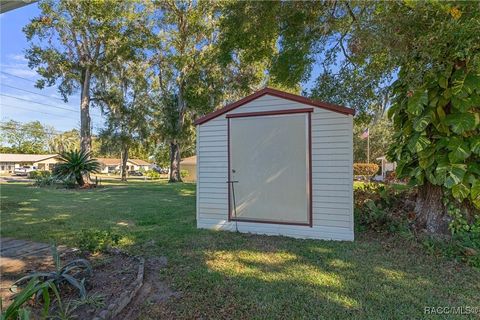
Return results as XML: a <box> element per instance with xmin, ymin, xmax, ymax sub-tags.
<box><xmin>93</xmin><ymin>257</ymin><xmax>145</xmax><ymax>320</ymax></box>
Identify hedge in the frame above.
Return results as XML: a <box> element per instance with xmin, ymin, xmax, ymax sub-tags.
<box><xmin>353</xmin><ymin>163</ymin><xmax>379</xmax><ymax>178</ymax></box>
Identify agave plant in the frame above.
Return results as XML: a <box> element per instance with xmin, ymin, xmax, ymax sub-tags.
<box><xmin>12</xmin><ymin>246</ymin><xmax>92</xmax><ymax>299</ymax></box>
<box><xmin>54</xmin><ymin>150</ymin><xmax>100</xmax><ymax>187</ymax></box>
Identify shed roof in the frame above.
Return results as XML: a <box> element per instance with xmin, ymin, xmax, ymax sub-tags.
<box><xmin>194</xmin><ymin>87</ymin><xmax>355</xmax><ymax>125</ymax></box>
<box><xmin>0</xmin><ymin>153</ymin><xmax>58</xmax><ymax>163</ymax></box>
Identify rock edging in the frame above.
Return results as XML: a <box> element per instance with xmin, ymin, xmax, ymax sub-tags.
<box><xmin>93</xmin><ymin>257</ymin><xmax>145</xmax><ymax>320</ymax></box>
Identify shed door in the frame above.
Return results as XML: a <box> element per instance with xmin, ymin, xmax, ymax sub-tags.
<box><xmin>229</xmin><ymin>113</ymin><xmax>310</xmax><ymax>225</ymax></box>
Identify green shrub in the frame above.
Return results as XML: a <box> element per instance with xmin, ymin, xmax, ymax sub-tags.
<box><xmin>353</xmin><ymin>163</ymin><xmax>379</xmax><ymax>179</ymax></box>
<box><xmin>180</xmin><ymin>169</ymin><xmax>189</xmax><ymax>179</ymax></box>
<box><xmin>28</xmin><ymin>170</ymin><xmax>50</xmax><ymax>179</ymax></box>
<box><xmin>77</xmin><ymin>229</ymin><xmax>121</xmax><ymax>253</ymax></box>
<box><xmin>31</xmin><ymin>171</ymin><xmax>56</xmax><ymax>187</ymax></box>
<box><xmin>145</xmin><ymin>169</ymin><xmax>161</xmax><ymax>180</ymax></box>
<box><xmin>444</xmin><ymin>199</ymin><xmax>480</xmax><ymax>268</ymax></box>
<box><xmin>354</xmin><ymin>183</ymin><xmax>411</xmax><ymax>233</ymax></box>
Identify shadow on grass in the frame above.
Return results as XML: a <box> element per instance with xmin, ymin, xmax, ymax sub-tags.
<box><xmin>2</xmin><ymin>181</ymin><xmax>479</xmax><ymax>319</ymax></box>
<box><xmin>152</xmin><ymin>231</ymin><xmax>480</xmax><ymax>319</ymax></box>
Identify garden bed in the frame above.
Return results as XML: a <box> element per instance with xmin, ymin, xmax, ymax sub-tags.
<box><xmin>1</xmin><ymin>250</ymin><xmax>142</xmax><ymax>319</ymax></box>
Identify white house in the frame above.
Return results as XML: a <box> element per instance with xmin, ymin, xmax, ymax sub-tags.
<box><xmin>0</xmin><ymin>154</ymin><xmax>62</xmax><ymax>173</ymax></box>
<box><xmin>194</xmin><ymin>88</ymin><xmax>355</xmax><ymax>241</ymax></box>
<box><xmin>96</xmin><ymin>158</ymin><xmax>152</xmax><ymax>174</ymax></box>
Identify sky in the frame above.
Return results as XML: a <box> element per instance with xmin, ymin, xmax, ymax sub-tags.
<box><xmin>0</xmin><ymin>3</ymin><xmax>322</xmax><ymax>135</ymax></box>
<box><xmin>0</xmin><ymin>3</ymin><xmax>104</xmax><ymax>133</ymax></box>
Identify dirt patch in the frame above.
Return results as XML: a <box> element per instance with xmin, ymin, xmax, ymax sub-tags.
<box><xmin>0</xmin><ymin>251</ymin><xmax>139</xmax><ymax>319</ymax></box>
<box><xmin>116</xmin><ymin>256</ymin><xmax>180</xmax><ymax>320</ymax></box>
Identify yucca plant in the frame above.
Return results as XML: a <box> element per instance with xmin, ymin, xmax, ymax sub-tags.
<box><xmin>12</xmin><ymin>246</ymin><xmax>92</xmax><ymax>300</ymax></box>
<box><xmin>53</xmin><ymin>150</ymin><xmax>100</xmax><ymax>187</ymax></box>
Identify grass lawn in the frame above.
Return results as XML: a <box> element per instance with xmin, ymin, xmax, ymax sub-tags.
<box><xmin>1</xmin><ymin>180</ymin><xmax>479</xmax><ymax>319</ymax></box>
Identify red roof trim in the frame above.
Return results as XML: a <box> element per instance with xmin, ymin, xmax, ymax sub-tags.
<box><xmin>194</xmin><ymin>87</ymin><xmax>354</xmax><ymax>125</ymax></box>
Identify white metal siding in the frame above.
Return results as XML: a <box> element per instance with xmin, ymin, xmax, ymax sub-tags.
<box><xmin>196</xmin><ymin>94</ymin><xmax>354</xmax><ymax>241</ymax></box>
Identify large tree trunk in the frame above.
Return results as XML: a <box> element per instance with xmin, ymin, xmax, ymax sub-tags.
<box><xmin>415</xmin><ymin>182</ymin><xmax>450</xmax><ymax>235</ymax></box>
<box><xmin>169</xmin><ymin>140</ymin><xmax>182</xmax><ymax>183</ymax></box>
<box><xmin>120</xmin><ymin>145</ymin><xmax>129</xmax><ymax>182</ymax></box>
<box><xmin>80</xmin><ymin>67</ymin><xmax>92</xmax><ymax>185</ymax></box>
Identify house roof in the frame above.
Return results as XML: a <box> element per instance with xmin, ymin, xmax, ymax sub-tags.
<box><xmin>96</xmin><ymin>158</ymin><xmax>121</xmax><ymax>166</ymax></box>
<box><xmin>194</xmin><ymin>87</ymin><xmax>355</xmax><ymax>125</ymax></box>
<box><xmin>1</xmin><ymin>0</ymin><xmax>37</xmax><ymax>14</ymax></box>
<box><xmin>180</xmin><ymin>155</ymin><xmax>196</xmax><ymax>165</ymax></box>
<box><xmin>96</xmin><ymin>158</ymin><xmax>151</xmax><ymax>166</ymax></box>
<box><xmin>0</xmin><ymin>153</ymin><xmax>59</xmax><ymax>163</ymax></box>
<box><xmin>129</xmin><ymin>159</ymin><xmax>151</xmax><ymax>166</ymax></box>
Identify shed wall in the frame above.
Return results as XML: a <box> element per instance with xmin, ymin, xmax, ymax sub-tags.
<box><xmin>196</xmin><ymin>94</ymin><xmax>354</xmax><ymax>240</ymax></box>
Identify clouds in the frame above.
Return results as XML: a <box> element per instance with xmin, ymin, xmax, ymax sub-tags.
<box><xmin>1</xmin><ymin>54</ymin><xmax>37</xmax><ymax>78</ymax></box>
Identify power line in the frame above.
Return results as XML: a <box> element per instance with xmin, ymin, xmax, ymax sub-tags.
<box><xmin>0</xmin><ymin>103</ymin><xmax>79</xmax><ymax>121</ymax></box>
<box><xmin>0</xmin><ymin>93</ymin><xmax>79</xmax><ymax>113</ymax></box>
<box><xmin>1</xmin><ymin>83</ymin><xmax>65</xmax><ymax>102</ymax></box>
<box><xmin>0</xmin><ymin>93</ymin><xmax>104</xmax><ymax>119</ymax></box>
<box><xmin>0</xmin><ymin>71</ymin><xmax>37</xmax><ymax>83</ymax></box>
<box><xmin>1</xmin><ymin>73</ymin><xmax>104</xmax><ymax>118</ymax></box>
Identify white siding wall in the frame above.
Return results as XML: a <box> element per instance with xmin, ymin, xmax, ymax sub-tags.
<box><xmin>196</xmin><ymin>94</ymin><xmax>354</xmax><ymax>241</ymax></box>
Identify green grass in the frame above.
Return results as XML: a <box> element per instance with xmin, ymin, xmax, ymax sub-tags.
<box><xmin>1</xmin><ymin>180</ymin><xmax>479</xmax><ymax>319</ymax></box>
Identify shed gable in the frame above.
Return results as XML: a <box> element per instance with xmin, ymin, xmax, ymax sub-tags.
<box><xmin>194</xmin><ymin>87</ymin><xmax>354</xmax><ymax>126</ymax></box>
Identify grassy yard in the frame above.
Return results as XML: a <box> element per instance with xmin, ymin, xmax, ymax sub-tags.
<box><xmin>1</xmin><ymin>180</ymin><xmax>479</xmax><ymax>319</ymax></box>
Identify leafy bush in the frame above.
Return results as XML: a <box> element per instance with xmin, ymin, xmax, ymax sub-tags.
<box><xmin>180</xmin><ymin>169</ymin><xmax>189</xmax><ymax>179</ymax></box>
<box><xmin>30</xmin><ymin>171</ymin><xmax>56</xmax><ymax>187</ymax></box>
<box><xmin>354</xmin><ymin>183</ymin><xmax>411</xmax><ymax>233</ymax></box>
<box><xmin>28</xmin><ymin>170</ymin><xmax>45</xmax><ymax>179</ymax></box>
<box><xmin>145</xmin><ymin>169</ymin><xmax>161</xmax><ymax>180</ymax></box>
<box><xmin>77</xmin><ymin>229</ymin><xmax>121</xmax><ymax>254</ymax></box>
<box><xmin>444</xmin><ymin>199</ymin><xmax>480</xmax><ymax>267</ymax></box>
<box><xmin>353</xmin><ymin>163</ymin><xmax>379</xmax><ymax>179</ymax></box>
<box><xmin>12</xmin><ymin>246</ymin><xmax>92</xmax><ymax>299</ymax></box>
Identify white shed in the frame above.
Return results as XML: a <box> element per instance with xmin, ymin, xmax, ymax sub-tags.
<box><xmin>194</xmin><ymin>88</ymin><xmax>355</xmax><ymax>241</ymax></box>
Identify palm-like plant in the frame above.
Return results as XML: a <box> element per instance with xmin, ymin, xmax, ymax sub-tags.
<box><xmin>54</xmin><ymin>150</ymin><xmax>100</xmax><ymax>187</ymax></box>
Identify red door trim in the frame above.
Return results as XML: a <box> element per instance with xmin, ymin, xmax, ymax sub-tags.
<box><xmin>227</xmin><ymin>110</ymin><xmax>313</xmax><ymax>227</ymax></box>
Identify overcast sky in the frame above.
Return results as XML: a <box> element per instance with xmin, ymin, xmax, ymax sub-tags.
<box><xmin>0</xmin><ymin>4</ymin><xmax>104</xmax><ymax>133</ymax></box>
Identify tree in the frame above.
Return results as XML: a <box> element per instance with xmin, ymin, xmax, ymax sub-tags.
<box><xmin>0</xmin><ymin>120</ymin><xmax>54</xmax><ymax>153</ymax></box>
<box><xmin>149</xmin><ymin>0</ymin><xmax>267</xmax><ymax>182</ymax></box>
<box><xmin>24</xmin><ymin>0</ymin><xmax>141</xmax><ymax>182</ymax></box>
<box><xmin>48</xmin><ymin>129</ymin><xmax>80</xmax><ymax>153</ymax></box>
<box><xmin>96</xmin><ymin>60</ymin><xmax>151</xmax><ymax>182</ymax></box>
<box><xmin>377</xmin><ymin>3</ymin><xmax>480</xmax><ymax>233</ymax></box>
